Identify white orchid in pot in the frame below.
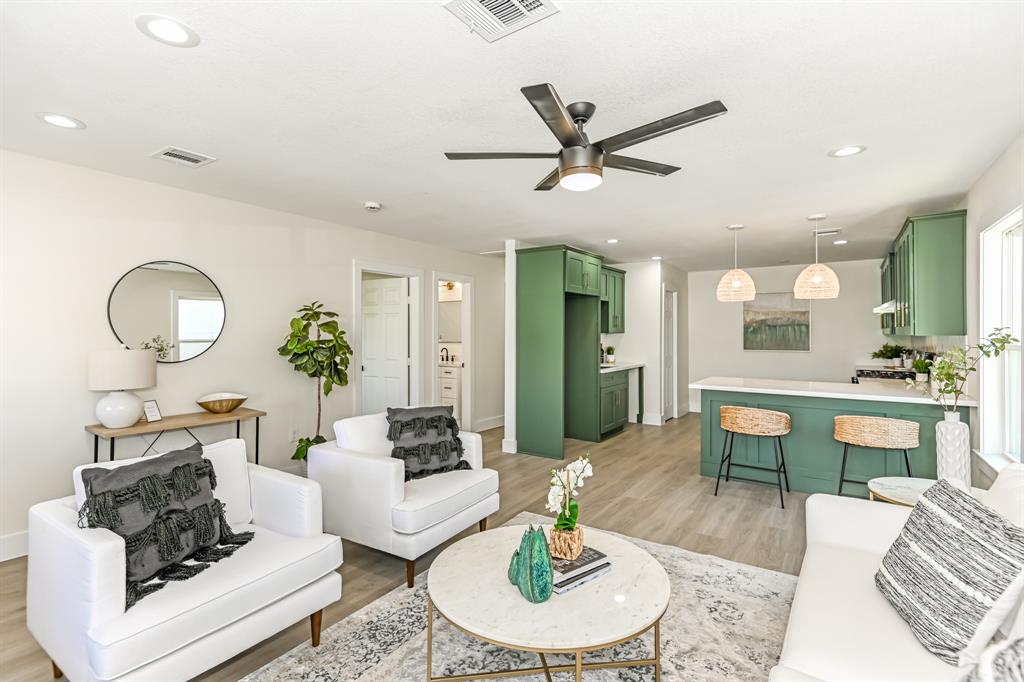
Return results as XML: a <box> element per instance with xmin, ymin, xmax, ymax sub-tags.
<box><xmin>546</xmin><ymin>454</ymin><xmax>594</xmax><ymax>560</ymax></box>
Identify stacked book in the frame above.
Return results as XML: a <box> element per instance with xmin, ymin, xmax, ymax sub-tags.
<box><xmin>551</xmin><ymin>546</ymin><xmax>611</xmax><ymax>595</ymax></box>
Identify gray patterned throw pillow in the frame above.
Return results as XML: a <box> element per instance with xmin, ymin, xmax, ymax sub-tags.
<box><xmin>386</xmin><ymin>406</ymin><xmax>469</xmax><ymax>481</ymax></box>
<box><xmin>876</xmin><ymin>480</ymin><xmax>1024</xmax><ymax>666</ymax></box>
<box><xmin>962</xmin><ymin>638</ymin><xmax>1024</xmax><ymax>682</ymax></box>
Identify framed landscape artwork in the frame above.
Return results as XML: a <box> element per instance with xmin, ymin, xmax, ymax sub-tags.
<box><xmin>743</xmin><ymin>293</ymin><xmax>811</xmax><ymax>351</ymax></box>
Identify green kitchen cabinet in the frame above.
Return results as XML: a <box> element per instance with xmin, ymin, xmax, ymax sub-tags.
<box><xmin>892</xmin><ymin>210</ymin><xmax>966</xmax><ymax>337</ymax></box>
<box><xmin>880</xmin><ymin>254</ymin><xmax>895</xmax><ymax>336</ymax></box>
<box><xmin>599</xmin><ymin>371</ymin><xmax>628</xmax><ymax>435</ymax></box>
<box><xmin>600</xmin><ymin>269</ymin><xmax>610</xmax><ymax>301</ymax></box>
<box><xmin>600</xmin><ymin>267</ymin><xmax>626</xmax><ymax>334</ymax></box>
<box><xmin>565</xmin><ymin>249</ymin><xmax>602</xmax><ymax>296</ymax></box>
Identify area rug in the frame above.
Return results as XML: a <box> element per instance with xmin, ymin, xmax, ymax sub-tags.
<box><xmin>243</xmin><ymin>512</ymin><xmax>796</xmax><ymax>681</ymax></box>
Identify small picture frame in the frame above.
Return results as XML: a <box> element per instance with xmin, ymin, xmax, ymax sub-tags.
<box><xmin>143</xmin><ymin>400</ymin><xmax>163</xmax><ymax>423</ymax></box>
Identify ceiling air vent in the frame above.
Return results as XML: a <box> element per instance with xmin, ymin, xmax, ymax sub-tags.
<box><xmin>444</xmin><ymin>0</ymin><xmax>559</xmax><ymax>43</ymax></box>
<box><xmin>150</xmin><ymin>146</ymin><xmax>217</xmax><ymax>168</ymax></box>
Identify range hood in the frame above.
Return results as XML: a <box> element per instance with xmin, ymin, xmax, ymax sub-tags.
<box><xmin>873</xmin><ymin>300</ymin><xmax>896</xmax><ymax>315</ymax></box>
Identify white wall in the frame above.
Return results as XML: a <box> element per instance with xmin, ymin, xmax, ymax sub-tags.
<box><xmin>687</xmin><ymin>259</ymin><xmax>887</xmax><ymax>411</ymax></box>
<box><xmin>661</xmin><ymin>262</ymin><xmax>690</xmax><ymax>419</ymax></box>
<box><xmin>0</xmin><ymin>150</ymin><xmax>505</xmax><ymax>558</ymax></box>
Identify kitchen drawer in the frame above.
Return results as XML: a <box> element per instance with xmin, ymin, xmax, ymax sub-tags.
<box><xmin>440</xmin><ymin>377</ymin><xmax>459</xmax><ymax>398</ymax></box>
<box><xmin>600</xmin><ymin>370</ymin><xmax>627</xmax><ymax>387</ymax></box>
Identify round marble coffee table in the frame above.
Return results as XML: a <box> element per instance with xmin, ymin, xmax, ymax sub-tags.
<box><xmin>427</xmin><ymin>524</ymin><xmax>671</xmax><ymax>681</ymax></box>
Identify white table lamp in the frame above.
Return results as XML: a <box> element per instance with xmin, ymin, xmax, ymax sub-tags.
<box><xmin>88</xmin><ymin>347</ymin><xmax>157</xmax><ymax>428</ymax></box>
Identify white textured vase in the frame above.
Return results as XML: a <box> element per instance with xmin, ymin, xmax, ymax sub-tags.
<box><xmin>935</xmin><ymin>411</ymin><xmax>971</xmax><ymax>486</ymax></box>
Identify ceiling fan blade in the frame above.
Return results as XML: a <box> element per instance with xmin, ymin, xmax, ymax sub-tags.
<box><xmin>603</xmin><ymin>154</ymin><xmax>681</xmax><ymax>176</ymax></box>
<box><xmin>445</xmin><ymin>152</ymin><xmax>558</xmax><ymax>160</ymax></box>
<box><xmin>521</xmin><ymin>83</ymin><xmax>587</xmax><ymax>149</ymax></box>
<box><xmin>533</xmin><ymin>167</ymin><xmax>560</xmax><ymax>191</ymax></box>
<box><xmin>596</xmin><ymin>100</ymin><xmax>728</xmax><ymax>154</ymax></box>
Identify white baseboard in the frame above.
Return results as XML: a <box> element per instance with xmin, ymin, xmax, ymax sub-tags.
<box><xmin>501</xmin><ymin>438</ymin><xmax>518</xmax><ymax>454</ymax></box>
<box><xmin>642</xmin><ymin>411</ymin><xmax>663</xmax><ymax>426</ymax></box>
<box><xmin>1</xmin><ymin>531</ymin><xmax>28</xmax><ymax>561</ymax></box>
<box><xmin>473</xmin><ymin>415</ymin><xmax>504</xmax><ymax>432</ymax></box>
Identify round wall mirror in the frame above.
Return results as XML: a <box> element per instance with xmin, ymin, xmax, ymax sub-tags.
<box><xmin>108</xmin><ymin>261</ymin><xmax>225</xmax><ymax>363</ymax></box>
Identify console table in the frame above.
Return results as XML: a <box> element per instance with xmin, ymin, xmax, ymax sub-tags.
<box><xmin>85</xmin><ymin>407</ymin><xmax>266</xmax><ymax>463</ymax></box>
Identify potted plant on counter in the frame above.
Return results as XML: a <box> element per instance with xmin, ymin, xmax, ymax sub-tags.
<box><xmin>605</xmin><ymin>346</ymin><xmax>616</xmax><ymax>365</ymax></box>
<box><xmin>907</xmin><ymin>327</ymin><xmax>1016</xmax><ymax>485</ymax></box>
<box><xmin>911</xmin><ymin>357</ymin><xmax>931</xmax><ymax>383</ymax></box>
<box><xmin>871</xmin><ymin>343</ymin><xmax>908</xmax><ymax>367</ymax></box>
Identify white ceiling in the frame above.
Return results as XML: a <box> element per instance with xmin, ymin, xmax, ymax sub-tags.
<box><xmin>2</xmin><ymin>1</ymin><xmax>1021</xmax><ymax>270</ymax></box>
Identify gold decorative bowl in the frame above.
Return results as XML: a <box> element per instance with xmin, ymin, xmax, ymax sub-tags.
<box><xmin>197</xmin><ymin>392</ymin><xmax>247</xmax><ymax>414</ymax></box>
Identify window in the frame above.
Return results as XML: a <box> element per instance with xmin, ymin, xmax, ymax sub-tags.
<box><xmin>980</xmin><ymin>206</ymin><xmax>1023</xmax><ymax>462</ymax></box>
<box><xmin>174</xmin><ymin>292</ymin><xmax>224</xmax><ymax>361</ymax></box>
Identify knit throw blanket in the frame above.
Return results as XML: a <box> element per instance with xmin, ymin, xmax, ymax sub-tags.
<box><xmin>386</xmin><ymin>406</ymin><xmax>470</xmax><ymax>481</ymax></box>
<box><xmin>78</xmin><ymin>446</ymin><xmax>254</xmax><ymax>609</ymax></box>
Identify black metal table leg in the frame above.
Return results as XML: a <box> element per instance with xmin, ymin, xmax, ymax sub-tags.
<box><xmin>109</xmin><ymin>437</ymin><xmax>116</xmax><ymax>461</ymax></box>
<box><xmin>255</xmin><ymin>417</ymin><xmax>260</xmax><ymax>465</ymax></box>
<box><xmin>94</xmin><ymin>435</ymin><xmax>99</xmax><ymax>463</ymax></box>
<box><xmin>236</xmin><ymin>420</ymin><xmax>240</xmax><ymax>438</ymax></box>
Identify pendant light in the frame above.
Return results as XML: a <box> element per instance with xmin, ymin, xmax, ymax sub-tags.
<box><xmin>716</xmin><ymin>225</ymin><xmax>756</xmax><ymax>302</ymax></box>
<box><xmin>794</xmin><ymin>214</ymin><xmax>841</xmax><ymax>299</ymax></box>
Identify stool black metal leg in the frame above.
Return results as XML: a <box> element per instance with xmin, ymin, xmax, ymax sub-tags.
<box><xmin>837</xmin><ymin>443</ymin><xmax>849</xmax><ymax>496</ymax></box>
<box><xmin>903</xmin><ymin>449</ymin><xmax>912</xmax><ymax>477</ymax></box>
<box><xmin>772</xmin><ymin>437</ymin><xmax>785</xmax><ymax>509</ymax></box>
<box><xmin>777</xmin><ymin>436</ymin><xmax>790</xmax><ymax>492</ymax></box>
<box><xmin>724</xmin><ymin>431</ymin><xmax>735</xmax><ymax>482</ymax></box>
<box><xmin>714</xmin><ymin>431</ymin><xmax>732</xmax><ymax>496</ymax></box>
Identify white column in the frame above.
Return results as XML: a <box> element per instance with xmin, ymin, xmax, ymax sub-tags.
<box><xmin>502</xmin><ymin>239</ymin><xmax>518</xmax><ymax>453</ymax></box>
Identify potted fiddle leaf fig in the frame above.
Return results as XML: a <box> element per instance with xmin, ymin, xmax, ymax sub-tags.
<box><xmin>278</xmin><ymin>301</ymin><xmax>353</xmax><ymax>460</ymax></box>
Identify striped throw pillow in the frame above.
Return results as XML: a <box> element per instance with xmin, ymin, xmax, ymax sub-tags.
<box><xmin>876</xmin><ymin>480</ymin><xmax>1024</xmax><ymax>666</ymax></box>
<box><xmin>962</xmin><ymin>638</ymin><xmax>1023</xmax><ymax>682</ymax></box>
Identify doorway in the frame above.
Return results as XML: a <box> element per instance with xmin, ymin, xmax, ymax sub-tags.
<box><xmin>354</xmin><ymin>262</ymin><xmax>423</xmax><ymax>415</ymax></box>
<box><xmin>432</xmin><ymin>272</ymin><xmax>473</xmax><ymax>428</ymax></box>
<box><xmin>663</xmin><ymin>288</ymin><xmax>677</xmax><ymax>421</ymax></box>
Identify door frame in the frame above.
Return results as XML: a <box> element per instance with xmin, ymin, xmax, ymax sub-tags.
<box><xmin>662</xmin><ymin>285</ymin><xmax>679</xmax><ymax>421</ymax></box>
<box><xmin>431</xmin><ymin>271</ymin><xmax>473</xmax><ymax>430</ymax></box>
<box><xmin>353</xmin><ymin>260</ymin><xmax>423</xmax><ymax>415</ymax></box>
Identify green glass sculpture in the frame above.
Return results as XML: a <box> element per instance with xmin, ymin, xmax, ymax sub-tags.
<box><xmin>507</xmin><ymin>525</ymin><xmax>553</xmax><ymax>603</ymax></box>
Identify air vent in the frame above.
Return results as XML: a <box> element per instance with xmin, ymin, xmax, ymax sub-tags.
<box><xmin>150</xmin><ymin>146</ymin><xmax>216</xmax><ymax>168</ymax></box>
<box><xmin>444</xmin><ymin>0</ymin><xmax>559</xmax><ymax>43</ymax></box>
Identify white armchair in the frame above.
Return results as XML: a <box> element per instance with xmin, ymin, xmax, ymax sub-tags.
<box><xmin>27</xmin><ymin>439</ymin><xmax>342</xmax><ymax>682</ymax></box>
<box><xmin>308</xmin><ymin>413</ymin><xmax>499</xmax><ymax>587</ymax></box>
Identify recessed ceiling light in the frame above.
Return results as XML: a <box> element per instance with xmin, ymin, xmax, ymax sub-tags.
<box><xmin>828</xmin><ymin>145</ymin><xmax>866</xmax><ymax>158</ymax></box>
<box><xmin>605</xmin><ymin>239</ymin><xmax>619</xmax><ymax>244</ymax></box>
<box><xmin>35</xmin><ymin>112</ymin><xmax>86</xmax><ymax>129</ymax></box>
<box><xmin>833</xmin><ymin>239</ymin><xmax>848</xmax><ymax>245</ymax></box>
<box><xmin>651</xmin><ymin>256</ymin><xmax>662</xmax><ymax>261</ymax></box>
<box><xmin>135</xmin><ymin>14</ymin><xmax>200</xmax><ymax>47</ymax></box>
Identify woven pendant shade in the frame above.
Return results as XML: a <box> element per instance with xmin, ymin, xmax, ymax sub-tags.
<box><xmin>716</xmin><ymin>268</ymin><xmax>756</xmax><ymax>302</ymax></box>
<box><xmin>793</xmin><ymin>263</ymin><xmax>840</xmax><ymax>299</ymax></box>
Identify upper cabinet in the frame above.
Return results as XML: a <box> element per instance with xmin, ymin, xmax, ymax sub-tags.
<box><xmin>565</xmin><ymin>249</ymin><xmax>602</xmax><ymax>296</ymax></box>
<box><xmin>601</xmin><ymin>267</ymin><xmax>625</xmax><ymax>334</ymax></box>
<box><xmin>891</xmin><ymin>210</ymin><xmax>966</xmax><ymax>337</ymax></box>
<box><xmin>880</xmin><ymin>254</ymin><xmax>895</xmax><ymax>336</ymax></box>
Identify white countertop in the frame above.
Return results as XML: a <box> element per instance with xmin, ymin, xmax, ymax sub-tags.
<box><xmin>599</xmin><ymin>361</ymin><xmax>645</xmax><ymax>374</ymax></box>
<box><xmin>688</xmin><ymin>375</ymin><xmax>978</xmax><ymax>407</ymax></box>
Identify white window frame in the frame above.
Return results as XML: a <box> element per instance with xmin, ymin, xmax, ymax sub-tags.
<box><xmin>979</xmin><ymin>205</ymin><xmax>1023</xmax><ymax>463</ymax></box>
<box><xmin>172</xmin><ymin>290</ymin><xmax>224</xmax><ymax>362</ymax></box>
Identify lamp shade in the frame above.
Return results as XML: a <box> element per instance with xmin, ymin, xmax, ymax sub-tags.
<box><xmin>793</xmin><ymin>263</ymin><xmax>840</xmax><ymax>299</ymax></box>
<box><xmin>716</xmin><ymin>268</ymin><xmax>756</xmax><ymax>302</ymax></box>
<box><xmin>88</xmin><ymin>348</ymin><xmax>156</xmax><ymax>391</ymax></box>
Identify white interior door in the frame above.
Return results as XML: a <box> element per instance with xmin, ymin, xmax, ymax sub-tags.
<box><xmin>361</xmin><ymin>277</ymin><xmax>409</xmax><ymax>414</ymax></box>
<box><xmin>663</xmin><ymin>289</ymin><xmax>676</xmax><ymax>421</ymax></box>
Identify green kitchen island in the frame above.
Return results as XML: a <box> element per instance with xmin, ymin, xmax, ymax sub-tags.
<box><xmin>689</xmin><ymin>376</ymin><xmax>976</xmax><ymax>497</ymax></box>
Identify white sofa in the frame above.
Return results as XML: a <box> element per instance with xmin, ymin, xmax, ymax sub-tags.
<box><xmin>27</xmin><ymin>439</ymin><xmax>342</xmax><ymax>682</ymax></box>
<box><xmin>771</xmin><ymin>465</ymin><xmax>1024</xmax><ymax>682</ymax></box>
<box><xmin>308</xmin><ymin>412</ymin><xmax>498</xmax><ymax>586</ymax></box>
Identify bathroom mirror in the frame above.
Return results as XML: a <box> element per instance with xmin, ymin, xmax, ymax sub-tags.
<box><xmin>108</xmin><ymin>261</ymin><xmax>225</xmax><ymax>363</ymax></box>
<box><xmin>438</xmin><ymin>301</ymin><xmax>462</xmax><ymax>342</ymax></box>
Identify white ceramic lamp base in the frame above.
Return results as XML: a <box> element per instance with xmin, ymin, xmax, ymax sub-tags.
<box><xmin>95</xmin><ymin>390</ymin><xmax>144</xmax><ymax>428</ymax></box>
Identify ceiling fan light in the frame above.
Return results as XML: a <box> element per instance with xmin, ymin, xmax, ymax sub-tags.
<box><xmin>794</xmin><ymin>263</ymin><xmax>840</xmax><ymax>299</ymax></box>
<box><xmin>716</xmin><ymin>268</ymin><xmax>756</xmax><ymax>302</ymax></box>
<box><xmin>559</xmin><ymin>167</ymin><xmax>603</xmax><ymax>192</ymax></box>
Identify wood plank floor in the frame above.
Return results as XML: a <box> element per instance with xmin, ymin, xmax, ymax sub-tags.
<box><xmin>0</xmin><ymin>415</ymin><xmax>808</xmax><ymax>682</ymax></box>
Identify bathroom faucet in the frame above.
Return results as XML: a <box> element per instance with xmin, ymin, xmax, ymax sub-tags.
<box><xmin>440</xmin><ymin>347</ymin><xmax>450</xmax><ymax>362</ymax></box>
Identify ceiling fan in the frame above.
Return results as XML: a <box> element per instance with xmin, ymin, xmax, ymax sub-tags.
<box><xmin>444</xmin><ymin>83</ymin><xmax>727</xmax><ymax>191</ymax></box>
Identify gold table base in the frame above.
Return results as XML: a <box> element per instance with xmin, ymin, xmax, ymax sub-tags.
<box><xmin>426</xmin><ymin>596</ymin><xmax>662</xmax><ymax>682</ymax></box>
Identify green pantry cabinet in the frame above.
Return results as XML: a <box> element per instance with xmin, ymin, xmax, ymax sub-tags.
<box><xmin>880</xmin><ymin>210</ymin><xmax>966</xmax><ymax>336</ymax></box>
<box><xmin>517</xmin><ymin>246</ymin><xmax>628</xmax><ymax>459</ymax></box>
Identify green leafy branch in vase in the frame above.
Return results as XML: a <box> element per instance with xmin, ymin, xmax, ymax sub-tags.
<box><xmin>277</xmin><ymin>301</ymin><xmax>353</xmax><ymax>460</ymax></box>
<box><xmin>546</xmin><ymin>455</ymin><xmax>594</xmax><ymax>531</ymax></box>
<box><xmin>906</xmin><ymin>327</ymin><xmax>1017</xmax><ymax>412</ymax></box>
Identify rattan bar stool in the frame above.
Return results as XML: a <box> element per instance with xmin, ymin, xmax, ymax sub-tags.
<box><xmin>715</xmin><ymin>406</ymin><xmax>792</xmax><ymax>508</ymax></box>
<box><xmin>834</xmin><ymin>415</ymin><xmax>919</xmax><ymax>496</ymax></box>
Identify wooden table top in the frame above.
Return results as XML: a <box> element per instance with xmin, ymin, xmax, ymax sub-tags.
<box><xmin>85</xmin><ymin>407</ymin><xmax>266</xmax><ymax>438</ymax></box>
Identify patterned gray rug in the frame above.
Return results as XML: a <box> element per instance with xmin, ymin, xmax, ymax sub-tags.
<box><xmin>243</xmin><ymin>512</ymin><xmax>796</xmax><ymax>681</ymax></box>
